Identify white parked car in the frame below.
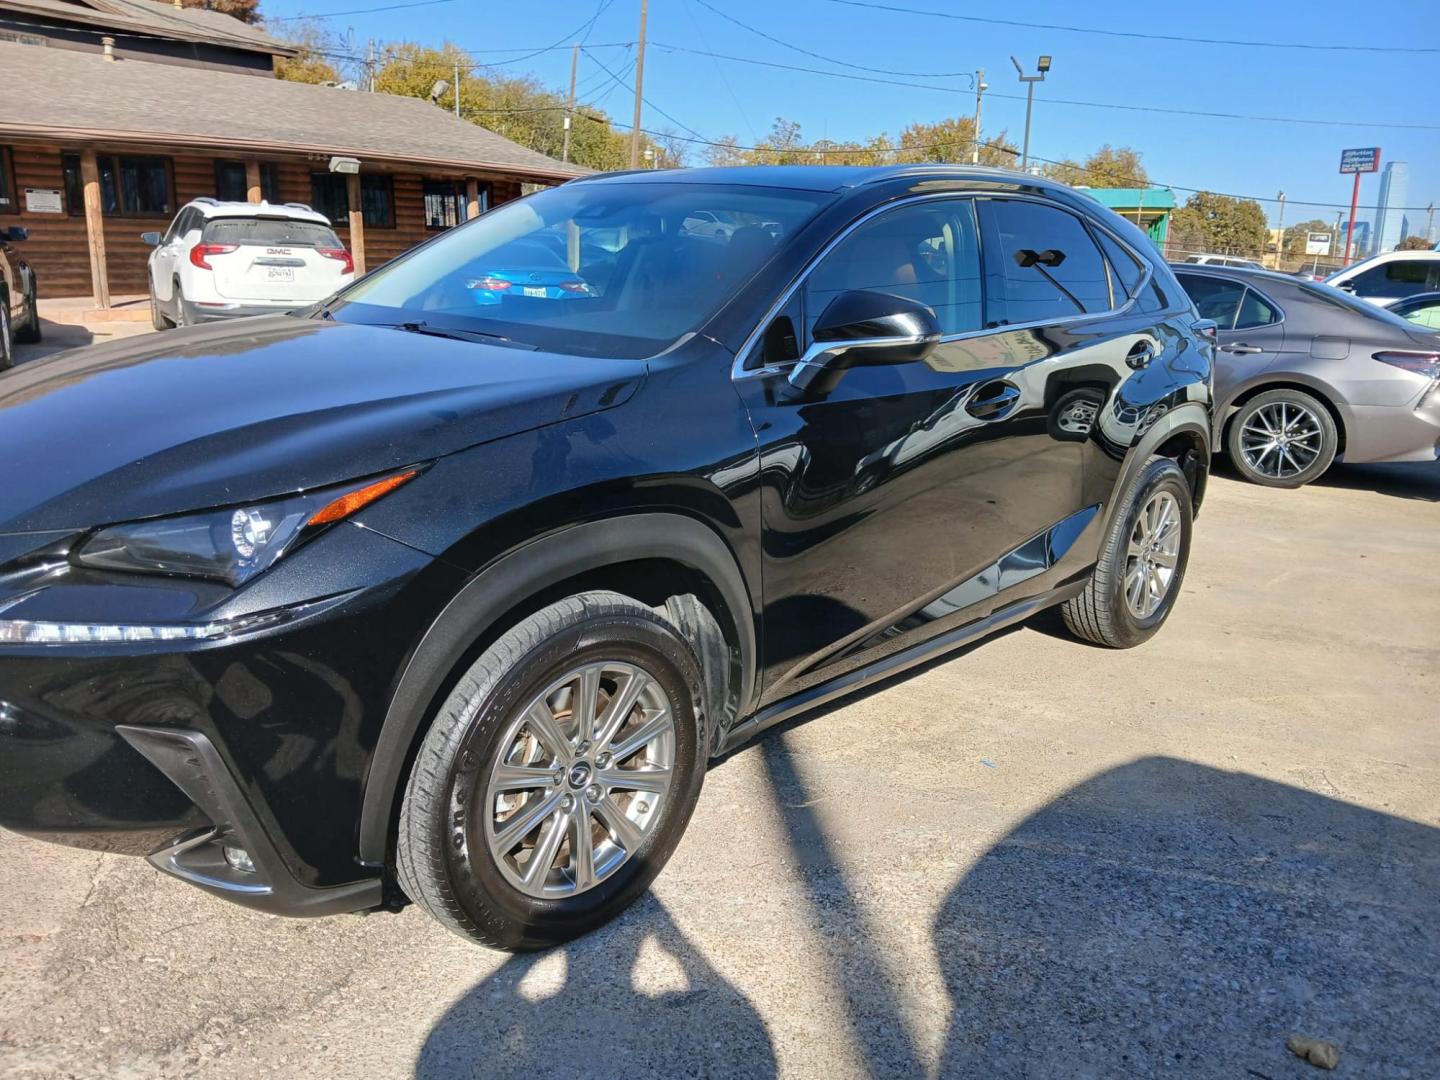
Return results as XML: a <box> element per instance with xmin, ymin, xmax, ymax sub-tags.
<box><xmin>1325</xmin><ymin>249</ymin><xmax>1440</xmax><ymax>306</ymax></box>
<box><xmin>144</xmin><ymin>199</ymin><xmax>354</xmax><ymax>329</ymax></box>
<box><xmin>1183</xmin><ymin>253</ymin><xmax>1265</xmax><ymax>270</ymax></box>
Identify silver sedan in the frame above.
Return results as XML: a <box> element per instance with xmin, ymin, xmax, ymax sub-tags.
<box><xmin>1171</xmin><ymin>265</ymin><xmax>1440</xmax><ymax>487</ymax></box>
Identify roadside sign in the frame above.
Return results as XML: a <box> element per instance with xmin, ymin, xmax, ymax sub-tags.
<box><xmin>1304</xmin><ymin>231</ymin><xmax>1332</xmax><ymax>256</ymax></box>
<box><xmin>1339</xmin><ymin>147</ymin><xmax>1381</xmax><ymax>174</ymax></box>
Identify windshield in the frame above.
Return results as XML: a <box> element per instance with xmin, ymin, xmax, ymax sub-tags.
<box><xmin>335</xmin><ymin>181</ymin><xmax>832</xmax><ymax>358</ymax></box>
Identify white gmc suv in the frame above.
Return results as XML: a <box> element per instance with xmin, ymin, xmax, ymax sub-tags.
<box><xmin>144</xmin><ymin>199</ymin><xmax>354</xmax><ymax>328</ymax></box>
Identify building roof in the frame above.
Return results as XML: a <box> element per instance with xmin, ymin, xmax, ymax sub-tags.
<box><xmin>0</xmin><ymin>44</ymin><xmax>587</xmax><ymax>181</ymax></box>
<box><xmin>1076</xmin><ymin>186</ymin><xmax>1178</xmax><ymax>211</ymax></box>
<box><xmin>0</xmin><ymin>0</ymin><xmax>297</xmax><ymax>57</ymax></box>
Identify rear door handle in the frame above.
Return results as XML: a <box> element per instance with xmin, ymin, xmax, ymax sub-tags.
<box><xmin>1220</xmin><ymin>343</ymin><xmax>1264</xmax><ymax>355</ymax></box>
<box><xmin>965</xmin><ymin>381</ymin><xmax>1021</xmax><ymax>420</ymax></box>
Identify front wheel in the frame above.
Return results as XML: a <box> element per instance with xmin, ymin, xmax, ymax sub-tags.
<box><xmin>0</xmin><ymin>297</ymin><xmax>14</xmax><ymax>371</ymax></box>
<box><xmin>1062</xmin><ymin>455</ymin><xmax>1194</xmax><ymax>649</ymax></box>
<box><xmin>14</xmin><ymin>281</ymin><xmax>41</xmax><ymax>344</ymax></box>
<box><xmin>397</xmin><ymin>591</ymin><xmax>707</xmax><ymax>950</ymax></box>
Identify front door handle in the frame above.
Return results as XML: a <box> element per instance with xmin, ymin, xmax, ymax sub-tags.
<box><xmin>1220</xmin><ymin>343</ymin><xmax>1264</xmax><ymax>355</ymax></box>
<box><xmin>965</xmin><ymin>381</ymin><xmax>1021</xmax><ymax>421</ymax></box>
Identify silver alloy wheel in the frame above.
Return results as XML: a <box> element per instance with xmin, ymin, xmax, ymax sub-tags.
<box><xmin>1239</xmin><ymin>400</ymin><xmax>1323</xmax><ymax>480</ymax></box>
<box><xmin>482</xmin><ymin>660</ymin><xmax>675</xmax><ymax>900</ymax></box>
<box><xmin>1124</xmin><ymin>490</ymin><xmax>1181</xmax><ymax>619</ymax></box>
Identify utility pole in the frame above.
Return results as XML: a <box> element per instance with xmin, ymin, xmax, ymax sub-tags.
<box><xmin>453</xmin><ymin>59</ymin><xmax>461</xmax><ymax>117</ymax></box>
<box><xmin>970</xmin><ymin>68</ymin><xmax>986</xmax><ymax>165</ymax></box>
<box><xmin>562</xmin><ymin>43</ymin><xmax>580</xmax><ymax>164</ymax></box>
<box><xmin>1274</xmin><ymin>190</ymin><xmax>1286</xmax><ymax>269</ymax></box>
<box><xmin>629</xmin><ymin>0</ymin><xmax>649</xmax><ymax>168</ymax></box>
<box><xmin>1011</xmin><ymin>54</ymin><xmax>1051</xmax><ymax>172</ymax></box>
<box><xmin>1333</xmin><ymin>210</ymin><xmax>1343</xmax><ymax>266</ymax></box>
<box><xmin>1428</xmin><ymin>202</ymin><xmax>1436</xmax><ymax>244</ymax></box>
<box><xmin>365</xmin><ymin>38</ymin><xmax>375</xmax><ymax>92</ymax></box>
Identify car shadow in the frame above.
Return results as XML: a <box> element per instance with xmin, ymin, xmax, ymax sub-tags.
<box><xmin>933</xmin><ymin>757</ymin><xmax>1440</xmax><ymax>1077</ymax></box>
<box><xmin>1210</xmin><ymin>452</ymin><xmax>1440</xmax><ymax>502</ymax></box>
<box><xmin>415</xmin><ymin>894</ymin><xmax>777</xmax><ymax>1080</ymax></box>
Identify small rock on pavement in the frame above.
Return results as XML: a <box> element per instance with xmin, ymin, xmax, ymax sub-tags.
<box><xmin>1287</xmin><ymin>1034</ymin><xmax>1341</xmax><ymax>1070</ymax></box>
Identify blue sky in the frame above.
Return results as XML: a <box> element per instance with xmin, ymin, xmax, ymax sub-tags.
<box><xmin>262</xmin><ymin>0</ymin><xmax>1440</xmax><ymax>234</ymax></box>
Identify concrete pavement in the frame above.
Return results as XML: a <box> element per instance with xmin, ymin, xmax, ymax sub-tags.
<box><xmin>1</xmin><ymin>461</ymin><xmax>1437</xmax><ymax>1079</ymax></box>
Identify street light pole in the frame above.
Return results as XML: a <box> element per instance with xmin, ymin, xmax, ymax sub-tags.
<box><xmin>1011</xmin><ymin>55</ymin><xmax>1051</xmax><ymax>172</ymax></box>
<box><xmin>1274</xmin><ymin>190</ymin><xmax>1286</xmax><ymax>269</ymax></box>
<box><xmin>629</xmin><ymin>0</ymin><xmax>648</xmax><ymax>169</ymax></box>
<box><xmin>970</xmin><ymin>68</ymin><xmax>987</xmax><ymax>165</ymax></box>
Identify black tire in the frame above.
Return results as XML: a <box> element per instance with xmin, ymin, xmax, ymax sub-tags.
<box><xmin>397</xmin><ymin>591</ymin><xmax>708</xmax><ymax>951</ymax></box>
<box><xmin>0</xmin><ymin>292</ymin><xmax>14</xmax><ymax>371</ymax></box>
<box><xmin>1061</xmin><ymin>455</ymin><xmax>1193</xmax><ymax>649</ymax></box>
<box><xmin>13</xmin><ymin>279</ymin><xmax>41</xmax><ymax>344</ymax></box>
<box><xmin>149</xmin><ymin>289</ymin><xmax>170</xmax><ymax>332</ymax></box>
<box><xmin>1226</xmin><ymin>388</ymin><xmax>1337</xmax><ymax>488</ymax></box>
<box><xmin>172</xmin><ymin>279</ymin><xmax>190</xmax><ymax>328</ymax></box>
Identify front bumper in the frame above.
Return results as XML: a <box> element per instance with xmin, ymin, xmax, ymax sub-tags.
<box><xmin>0</xmin><ymin>522</ymin><xmax>465</xmax><ymax>915</ymax></box>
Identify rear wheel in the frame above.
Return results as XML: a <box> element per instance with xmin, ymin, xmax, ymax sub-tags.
<box><xmin>14</xmin><ymin>280</ymin><xmax>41</xmax><ymax>344</ymax></box>
<box><xmin>1062</xmin><ymin>455</ymin><xmax>1193</xmax><ymax>649</ymax></box>
<box><xmin>0</xmin><ymin>295</ymin><xmax>14</xmax><ymax>371</ymax></box>
<box><xmin>1226</xmin><ymin>389</ymin><xmax>1337</xmax><ymax>488</ymax></box>
<box><xmin>149</xmin><ymin>285</ymin><xmax>170</xmax><ymax>331</ymax></box>
<box><xmin>397</xmin><ymin>591</ymin><xmax>707</xmax><ymax>951</ymax></box>
<box><xmin>171</xmin><ymin>278</ymin><xmax>190</xmax><ymax>328</ymax></box>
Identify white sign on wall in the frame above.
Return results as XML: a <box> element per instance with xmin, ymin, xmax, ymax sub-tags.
<box><xmin>1304</xmin><ymin>231</ymin><xmax>1332</xmax><ymax>256</ymax></box>
<box><xmin>24</xmin><ymin>188</ymin><xmax>63</xmax><ymax>214</ymax></box>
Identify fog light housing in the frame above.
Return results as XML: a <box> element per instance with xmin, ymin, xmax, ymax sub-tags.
<box><xmin>223</xmin><ymin>845</ymin><xmax>256</xmax><ymax>874</ymax></box>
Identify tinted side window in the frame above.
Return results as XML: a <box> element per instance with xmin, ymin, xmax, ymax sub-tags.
<box><xmin>1095</xmin><ymin>229</ymin><xmax>1144</xmax><ymax>299</ymax></box>
<box><xmin>1175</xmin><ymin>273</ymin><xmax>1245</xmax><ymax>329</ymax></box>
<box><xmin>1235</xmin><ymin>288</ymin><xmax>1279</xmax><ymax>329</ymax></box>
<box><xmin>978</xmin><ymin>199</ymin><xmax>1112</xmax><ymax>326</ymax></box>
<box><xmin>803</xmin><ymin>198</ymin><xmax>983</xmax><ymax>338</ymax></box>
<box><xmin>1351</xmin><ymin>260</ymin><xmax>1430</xmax><ymax>299</ymax></box>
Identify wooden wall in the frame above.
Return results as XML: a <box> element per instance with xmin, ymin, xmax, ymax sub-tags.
<box><xmin>3</xmin><ymin>143</ymin><xmax>527</xmax><ymax>301</ymax></box>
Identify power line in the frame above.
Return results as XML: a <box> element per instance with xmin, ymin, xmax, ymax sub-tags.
<box><xmin>689</xmin><ymin>0</ymin><xmax>974</xmax><ymax>81</ymax></box>
<box><xmin>821</xmin><ymin>0</ymin><xmax>1440</xmax><ymax>54</ymax></box>
<box><xmin>682</xmin><ymin>0</ymin><xmax>758</xmax><ymax>142</ymax></box>
<box><xmin>582</xmin><ymin>45</ymin><xmax>711</xmax><ymax>145</ymax></box>
<box><xmin>265</xmin><ymin>0</ymin><xmax>456</xmax><ymax>22</ymax></box>
<box><xmin>647</xmin><ymin>41</ymin><xmax>976</xmax><ymax>95</ymax></box>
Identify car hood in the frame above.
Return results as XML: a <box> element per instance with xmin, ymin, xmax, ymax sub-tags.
<box><xmin>0</xmin><ymin>315</ymin><xmax>643</xmax><ymax>534</ymax></box>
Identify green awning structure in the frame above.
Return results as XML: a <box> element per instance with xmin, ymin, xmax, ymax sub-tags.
<box><xmin>1076</xmin><ymin>186</ymin><xmax>1177</xmax><ymax>246</ymax></box>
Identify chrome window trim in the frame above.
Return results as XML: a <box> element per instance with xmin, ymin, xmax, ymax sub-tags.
<box><xmin>1172</xmin><ymin>269</ymin><xmax>1285</xmax><ymax>332</ymax></box>
<box><xmin>731</xmin><ymin>190</ymin><xmax>1156</xmax><ymax>382</ymax></box>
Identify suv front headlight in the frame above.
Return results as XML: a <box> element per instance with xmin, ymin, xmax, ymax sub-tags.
<box><xmin>73</xmin><ymin>468</ymin><xmax>419</xmax><ymax>586</ymax></box>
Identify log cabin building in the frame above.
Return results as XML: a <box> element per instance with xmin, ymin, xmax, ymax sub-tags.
<box><xmin>0</xmin><ymin>0</ymin><xmax>583</xmax><ymax>307</ymax></box>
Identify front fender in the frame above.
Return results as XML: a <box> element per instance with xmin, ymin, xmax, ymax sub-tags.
<box><xmin>355</xmin><ymin>512</ymin><xmax>757</xmax><ymax>866</ymax></box>
<box><xmin>1099</xmin><ymin>401</ymin><xmax>1212</xmax><ymax>541</ymax></box>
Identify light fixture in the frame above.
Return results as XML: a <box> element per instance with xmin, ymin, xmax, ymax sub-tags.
<box><xmin>328</xmin><ymin>156</ymin><xmax>361</xmax><ymax>175</ymax></box>
<box><xmin>1037</xmin><ymin>55</ymin><xmax>1052</xmax><ymax>73</ymax></box>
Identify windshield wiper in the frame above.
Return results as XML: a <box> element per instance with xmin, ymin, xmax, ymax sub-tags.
<box><xmin>390</xmin><ymin>321</ymin><xmax>538</xmax><ymax>350</ymax></box>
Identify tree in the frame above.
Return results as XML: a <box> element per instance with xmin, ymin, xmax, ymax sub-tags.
<box><xmin>183</xmin><ymin>0</ymin><xmax>259</xmax><ymax>24</ymax></box>
<box><xmin>744</xmin><ymin>118</ymin><xmax>809</xmax><ymax>165</ymax></box>
<box><xmin>1398</xmin><ymin>235</ymin><xmax>1435</xmax><ymax>251</ymax></box>
<box><xmin>1043</xmin><ymin>145</ymin><xmax>1147</xmax><ymax>188</ymax></box>
<box><xmin>272</xmin><ymin>20</ymin><xmax>343</xmax><ymax>85</ymax></box>
<box><xmin>1169</xmin><ymin>191</ymin><xmax>1269</xmax><ymax>257</ymax></box>
<box><xmin>895</xmin><ymin>116</ymin><xmax>1017</xmax><ymax>167</ymax></box>
<box><xmin>704</xmin><ymin>136</ymin><xmax>747</xmax><ymax>168</ymax></box>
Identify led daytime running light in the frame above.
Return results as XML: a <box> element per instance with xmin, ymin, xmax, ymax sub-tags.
<box><xmin>0</xmin><ymin>613</ymin><xmax>276</xmax><ymax>645</ymax></box>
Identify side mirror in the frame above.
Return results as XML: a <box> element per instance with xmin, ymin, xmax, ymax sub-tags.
<box><xmin>4</xmin><ymin>226</ymin><xmax>27</xmax><ymax>242</ymax></box>
<box><xmin>787</xmin><ymin>290</ymin><xmax>942</xmax><ymax>397</ymax></box>
<box><xmin>1336</xmin><ymin>280</ymin><xmax>1355</xmax><ymax>293</ymax></box>
<box><xmin>140</xmin><ymin>231</ymin><xmax>162</xmax><ymax>247</ymax></box>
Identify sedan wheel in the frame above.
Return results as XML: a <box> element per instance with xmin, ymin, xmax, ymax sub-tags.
<box><xmin>1227</xmin><ymin>389</ymin><xmax>1338</xmax><ymax>488</ymax></box>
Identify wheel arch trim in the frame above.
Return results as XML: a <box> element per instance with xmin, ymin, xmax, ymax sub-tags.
<box><xmin>357</xmin><ymin>512</ymin><xmax>756</xmax><ymax>866</ymax></box>
<box><xmin>1100</xmin><ymin>402</ymin><xmax>1211</xmax><ymax>540</ymax></box>
<box><xmin>1215</xmin><ymin>372</ymin><xmax>1349</xmax><ymax>447</ymax></box>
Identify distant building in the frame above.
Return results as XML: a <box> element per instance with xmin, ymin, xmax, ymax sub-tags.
<box><xmin>1074</xmin><ymin>186</ymin><xmax>1176</xmax><ymax>247</ymax></box>
<box><xmin>1341</xmin><ymin>219</ymin><xmax>1371</xmax><ymax>258</ymax></box>
<box><xmin>1372</xmin><ymin>162</ymin><xmax>1409</xmax><ymax>252</ymax></box>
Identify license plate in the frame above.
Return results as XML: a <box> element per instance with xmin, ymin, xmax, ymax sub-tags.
<box><xmin>264</xmin><ymin>267</ymin><xmax>295</xmax><ymax>283</ymax></box>
<box><xmin>523</xmin><ymin>285</ymin><xmax>547</xmax><ymax>297</ymax></box>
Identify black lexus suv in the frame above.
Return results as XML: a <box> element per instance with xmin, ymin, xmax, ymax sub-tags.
<box><xmin>0</xmin><ymin>166</ymin><xmax>1213</xmax><ymax>950</ymax></box>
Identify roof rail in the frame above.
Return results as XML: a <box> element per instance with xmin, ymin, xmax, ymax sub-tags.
<box><xmin>192</xmin><ymin>196</ymin><xmax>220</xmax><ymax>206</ymax></box>
<box><xmin>283</xmin><ymin>202</ymin><xmax>315</xmax><ymax>212</ymax></box>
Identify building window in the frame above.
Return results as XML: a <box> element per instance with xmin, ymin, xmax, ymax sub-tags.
<box><xmin>260</xmin><ymin>163</ymin><xmax>281</xmax><ymax>203</ymax></box>
<box><xmin>0</xmin><ymin>147</ymin><xmax>16</xmax><ymax>215</ymax></box>
<box><xmin>215</xmin><ymin>160</ymin><xmax>284</xmax><ymax>204</ymax></box>
<box><xmin>423</xmin><ymin>180</ymin><xmax>468</xmax><ymax>230</ymax></box>
<box><xmin>215</xmin><ymin>159</ymin><xmax>247</xmax><ymax>202</ymax></box>
<box><xmin>59</xmin><ymin>152</ymin><xmax>172</xmax><ymax>218</ymax></box>
<box><xmin>359</xmin><ymin>175</ymin><xmax>394</xmax><ymax>228</ymax></box>
<box><xmin>310</xmin><ymin>173</ymin><xmax>394</xmax><ymax>228</ymax></box>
